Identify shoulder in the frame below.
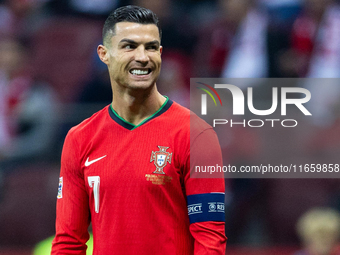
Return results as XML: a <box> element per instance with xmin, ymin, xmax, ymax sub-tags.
<box><xmin>168</xmin><ymin>101</ymin><xmax>212</xmax><ymax>126</ymax></box>
<box><xmin>167</xmin><ymin>100</ymin><xmax>215</xmax><ymax>139</ymax></box>
<box><xmin>166</xmin><ymin>100</ymin><xmax>190</xmax><ymax>120</ymax></box>
<box><xmin>66</xmin><ymin>105</ymin><xmax>109</xmax><ymax>140</ymax></box>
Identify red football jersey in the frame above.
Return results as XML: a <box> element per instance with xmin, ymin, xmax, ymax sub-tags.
<box><xmin>52</xmin><ymin>98</ymin><xmax>227</xmax><ymax>255</ymax></box>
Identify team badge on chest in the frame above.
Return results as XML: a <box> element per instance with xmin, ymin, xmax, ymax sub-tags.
<box><xmin>150</xmin><ymin>146</ymin><xmax>172</xmax><ymax>174</ymax></box>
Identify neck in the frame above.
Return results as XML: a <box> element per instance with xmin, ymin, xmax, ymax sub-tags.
<box><xmin>111</xmin><ymin>85</ymin><xmax>166</xmax><ymax>126</ymax></box>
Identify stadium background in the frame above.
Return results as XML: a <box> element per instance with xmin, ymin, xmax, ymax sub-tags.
<box><xmin>1</xmin><ymin>0</ymin><xmax>340</xmax><ymax>254</ymax></box>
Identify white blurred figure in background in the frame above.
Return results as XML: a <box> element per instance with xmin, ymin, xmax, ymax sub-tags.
<box><xmin>221</xmin><ymin>0</ymin><xmax>268</xmax><ymax>83</ymax></box>
<box><xmin>295</xmin><ymin>207</ymin><xmax>340</xmax><ymax>255</ymax></box>
<box><xmin>292</xmin><ymin>0</ymin><xmax>340</xmax><ymax>126</ymax></box>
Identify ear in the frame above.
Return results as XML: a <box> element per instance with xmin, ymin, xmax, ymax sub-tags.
<box><xmin>97</xmin><ymin>45</ymin><xmax>109</xmax><ymax>65</ymax></box>
<box><xmin>160</xmin><ymin>45</ymin><xmax>163</xmax><ymax>55</ymax></box>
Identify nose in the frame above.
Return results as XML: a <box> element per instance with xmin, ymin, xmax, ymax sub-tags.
<box><xmin>134</xmin><ymin>46</ymin><xmax>149</xmax><ymax>64</ymax></box>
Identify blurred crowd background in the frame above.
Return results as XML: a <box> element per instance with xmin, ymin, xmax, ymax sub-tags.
<box><xmin>1</xmin><ymin>0</ymin><xmax>340</xmax><ymax>254</ymax></box>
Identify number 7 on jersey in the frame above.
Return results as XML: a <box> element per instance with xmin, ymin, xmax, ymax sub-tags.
<box><xmin>88</xmin><ymin>176</ymin><xmax>100</xmax><ymax>213</ymax></box>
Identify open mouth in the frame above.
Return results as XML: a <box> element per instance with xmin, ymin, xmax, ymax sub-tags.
<box><xmin>129</xmin><ymin>68</ymin><xmax>152</xmax><ymax>75</ymax></box>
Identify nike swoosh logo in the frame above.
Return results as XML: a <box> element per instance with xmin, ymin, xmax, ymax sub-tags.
<box><xmin>85</xmin><ymin>155</ymin><xmax>107</xmax><ymax>167</ymax></box>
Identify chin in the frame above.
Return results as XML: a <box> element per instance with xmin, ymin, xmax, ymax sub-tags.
<box><xmin>127</xmin><ymin>82</ymin><xmax>155</xmax><ymax>91</ymax></box>
<box><xmin>128</xmin><ymin>78</ymin><xmax>157</xmax><ymax>89</ymax></box>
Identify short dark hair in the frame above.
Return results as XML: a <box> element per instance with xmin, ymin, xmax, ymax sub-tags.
<box><xmin>102</xmin><ymin>5</ymin><xmax>162</xmax><ymax>46</ymax></box>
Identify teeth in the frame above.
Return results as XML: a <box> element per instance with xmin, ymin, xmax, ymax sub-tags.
<box><xmin>131</xmin><ymin>69</ymin><xmax>149</xmax><ymax>75</ymax></box>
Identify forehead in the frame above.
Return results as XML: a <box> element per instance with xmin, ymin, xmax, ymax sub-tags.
<box><xmin>112</xmin><ymin>22</ymin><xmax>160</xmax><ymax>42</ymax></box>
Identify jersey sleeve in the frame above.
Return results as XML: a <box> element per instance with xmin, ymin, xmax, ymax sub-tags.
<box><xmin>51</xmin><ymin>129</ymin><xmax>90</xmax><ymax>255</ymax></box>
<box><xmin>184</xmin><ymin>127</ymin><xmax>227</xmax><ymax>255</ymax></box>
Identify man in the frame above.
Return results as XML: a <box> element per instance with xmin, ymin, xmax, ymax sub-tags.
<box><xmin>51</xmin><ymin>5</ymin><xmax>226</xmax><ymax>255</ymax></box>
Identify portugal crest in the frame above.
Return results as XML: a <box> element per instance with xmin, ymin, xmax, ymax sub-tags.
<box><xmin>150</xmin><ymin>146</ymin><xmax>172</xmax><ymax>174</ymax></box>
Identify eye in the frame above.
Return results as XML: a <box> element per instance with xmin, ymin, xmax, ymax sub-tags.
<box><xmin>124</xmin><ymin>44</ymin><xmax>135</xmax><ymax>50</ymax></box>
<box><xmin>147</xmin><ymin>45</ymin><xmax>158</xmax><ymax>51</ymax></box>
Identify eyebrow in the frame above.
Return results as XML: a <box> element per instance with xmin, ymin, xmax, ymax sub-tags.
<box><xmin>119</xmin><ymin>39</ymin><xmax>160</xmax><ymax>47</ymax></box>
<box><xmin>145</xmin><ymin>40</ymin><xmax>160</xmax><ymax>47</ymax></box>
<box><xmin>119</xmin><ymin>39</ymin><xmax>137</xmax><ymax>45</ymax></box>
